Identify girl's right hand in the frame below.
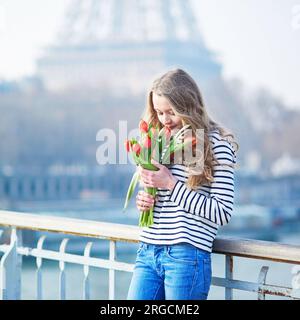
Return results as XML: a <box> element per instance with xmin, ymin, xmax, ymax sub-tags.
<box><xmin>136</xmin><ymin>190</ymin><xmax>155</xmax><ymax>211</ymax></box>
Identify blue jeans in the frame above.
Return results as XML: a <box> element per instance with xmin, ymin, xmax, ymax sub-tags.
<box><xmin>127</xmin><ymin>242</ymin><xmax>212</xmax><ymax>300</ymax></box>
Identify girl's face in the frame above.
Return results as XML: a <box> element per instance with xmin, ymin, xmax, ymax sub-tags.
<box><xmin>152</xmin><ymin>93</ymin><xmax>182</xmax><ymax>133</ymax></box>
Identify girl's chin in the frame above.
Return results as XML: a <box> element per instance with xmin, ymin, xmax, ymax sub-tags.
<box><xmin>164</xmin><ymin>125</ymin><xmax>182</xmax><ymax>135</ymax></box>
<box><xmin>166</xmin><ymin>125</ymin><xmax>179</xmax><ymax>129</ymax></box>
<box><xmin>171</xmin><ymin>125</ymin><xmax>182</xmax><ymax>130</ymax></box>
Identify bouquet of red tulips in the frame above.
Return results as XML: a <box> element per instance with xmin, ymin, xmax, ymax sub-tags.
<box><xmin>123</xmin><ymin>120</ymin><xmax>192</xmax><ymax>227</ymax></box>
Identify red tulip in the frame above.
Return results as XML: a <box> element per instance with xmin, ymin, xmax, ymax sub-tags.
<box><xmin>124</xmin><ymin>139</ymin><xmax>131</xmax><ymax>152</ymax></box>
<box><xmin>143</xmin><ymin>135</ymin><xmax>152</xmax><ymax>149</ymax></box>
<box><xmin>139</xmin><ymin>120</ymin><xmax>148</xmax><ymax>133</ymax></box>
<box><xmin>184</xmin><ymin>135</ymin><xmax>197</xmax><ymax>146</ymax></box>
<box><xmin>170</xmin><ymin>152</ymin><xmax>174</xmax><ymax>162</ymax></box>
<box><xmin>165</xmin><ymin>126</ymin><xmax>171</xmax><ymax>138</ymax></box>
<box><xmin>132</xmin><ymin>143</ymin><xmax>141</xmax><ymax>156</ymax></box>
<box><xmin>182</xmin><ymin>136</ymin><xmax>197</xmax><ymax>158</ymax></box>
<box><xmin>191</xmin><ymin>136</ymin><xmax>197</xmax><ymax>146</ymax></box>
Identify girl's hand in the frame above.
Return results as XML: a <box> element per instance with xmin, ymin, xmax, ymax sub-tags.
<box><xmin>139</xmin><ymin>159</ymin><xmax>178</xmax><ymax>191</ymax></box>
<box><xmin>136</xmin><ymin>190</ymin><xmax>156</xmax><ymax>212</ymax></box>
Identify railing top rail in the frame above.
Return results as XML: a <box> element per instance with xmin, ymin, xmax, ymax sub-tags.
<box><xmin>213</xmin><ymin>237</ymin><xmax>300</xmax><ymax>264</ymax></box>
<box><xmin>1</xmin><ymin>210</ymin><xmax>300</xmax><ymax>264</ymax></box>
<box><xmin>0</xmin><ymin>210</ymin><xmax>140</xmax><ymax>243</ymax></box>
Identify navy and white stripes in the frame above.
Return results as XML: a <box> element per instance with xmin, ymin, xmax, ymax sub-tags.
<box><xmin>139</xmin><ymin>130</ymin><xmax>237</xmax><ymax>253</ymax></box>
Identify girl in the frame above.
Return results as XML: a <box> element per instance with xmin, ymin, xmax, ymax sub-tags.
<box><xmin>127</xmin><ymin>68</ymin><xmax>238</xmax><ymax>300</ymax></box>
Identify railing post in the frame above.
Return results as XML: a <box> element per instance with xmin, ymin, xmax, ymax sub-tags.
<box><xmin>0</xmin><ymin>227</ymin><xmax>22</xmax><ymax>300</ymax></box>
<box><xmin>36</xmin><ymin>236</ymin><xmax>46</xmax><ymax>300</ymax></box>
<box><xmin>225</xmin><ymin>255</ymin><xmax>233</xmax><ymax>300</ymax></box>
<box><xmin>83</xmin><ymin>242</ymin><xmax>93</xmax><ymax>300</ymax></box>
<box><xmin>109</xmin><ymin>240</ymin><xmax>116</xmax><ymax>300</ymax></box>
<box><xmin>59</xmin><ymin>238</ymin><xmax>69</xmax><ymax>300</ymax></box>
<box><xmin>258</xmin><ymin>266</ymin><xmax>269</xmax><ymax>300</ymax></box>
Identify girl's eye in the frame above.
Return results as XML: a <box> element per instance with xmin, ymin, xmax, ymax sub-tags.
<box><xmin>156</xmin><ymin>111</ymin><xmax>175</xmax><ymax>116</ymax></box>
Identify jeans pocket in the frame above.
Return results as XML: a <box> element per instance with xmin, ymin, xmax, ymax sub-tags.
<box><xmin>166</xmin><ymin>244</ymin><xmax>197</xmax><ymax>265</ymax></box>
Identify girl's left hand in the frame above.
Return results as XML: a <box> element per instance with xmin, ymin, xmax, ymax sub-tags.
<box><xmin>138</xmin><ymin>159</ymin><xmax>177</xmax><ymax>191</ymax></box>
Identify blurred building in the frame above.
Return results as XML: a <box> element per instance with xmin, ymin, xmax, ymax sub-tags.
<box><xmin>36</xmin><ymin>0</ymin><xmax>222</xmax><ymax>95</ymax></box>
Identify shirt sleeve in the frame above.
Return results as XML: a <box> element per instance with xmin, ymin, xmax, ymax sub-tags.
<box><xmin>169</xmin><ymin>139</ymin><xmax>236</xmax><ymax>226</ymax></box>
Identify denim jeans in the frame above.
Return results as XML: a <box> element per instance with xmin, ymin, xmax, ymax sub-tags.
<box><xmin>127</xmin><ymin>242</ymin><xmax>212</xmax><ymax>300</ymax></box>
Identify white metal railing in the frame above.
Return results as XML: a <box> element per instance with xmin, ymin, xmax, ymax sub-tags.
<box><xmin>0</xmin><ymin>210</ymin><xmax>300</xmax><ymax>300</ymax></box>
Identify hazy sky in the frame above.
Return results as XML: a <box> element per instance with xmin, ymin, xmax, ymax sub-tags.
<box><xmin>0</xmin><ymin>0</ymin><xmax>299</xmax><ymax>109</ymax></box>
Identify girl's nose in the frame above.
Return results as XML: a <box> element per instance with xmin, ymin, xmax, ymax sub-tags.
<box><xmin>162</xmin><ymin>114</ymin><xmax>171</xmax><ymax>125</ymax></box>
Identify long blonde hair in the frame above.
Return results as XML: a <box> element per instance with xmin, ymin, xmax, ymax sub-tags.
<box><xmin>142</xmin><ymin>68</ymin><xmax>239</xmax><ymax>190</ymax></box>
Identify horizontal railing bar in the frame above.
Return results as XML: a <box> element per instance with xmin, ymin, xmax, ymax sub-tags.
<box><xmin>1</xmin><ymin>244</ymin><xmax>297</xmax><ymax>299</ymax></box>
<box><xmin>1</xmin><ymin>210</ymin><xmax>300</xmax><ymax>264</ymax></box>
<box><xmin>1</xmin><ymin>244</ymin><xmax>298</xmax><ymax>294</ymax></box>
<box><xmin>212</xmin><ymin>277</ymin><xmax>300</xmax><ymax>299</ymax></box>
<box><xmin>0</xmin><ymin>245</ymin><xmax>134</xmax><ymax>273</ymax></box>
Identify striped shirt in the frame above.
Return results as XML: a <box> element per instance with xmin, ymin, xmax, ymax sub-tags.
<box><xmin>139</xmin><ymin>129</ymin><xmax>237</xmax><ymax>253</ymax></box>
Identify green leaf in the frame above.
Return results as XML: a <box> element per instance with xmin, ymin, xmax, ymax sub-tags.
<box><xmin>123</xmin><ymin>171</ymin><xmax>140</xmax><ymax>212</ymax></box>
<box><xmin>140</xmin><ymin>162</ymin><xmax>158</xmax><ymax>171</ymax></box>
<box><xmin>132</xmin><ymin>152</ymin><xmax>141</xmax><ymax>165</ymax></box>
<box><xmin>151</xmin><ymin>139</ymin><xmax>160</xmax><ymax>162</ymax></box>
<box><xmin>131</xmin><ymin>138</ymin><xmax>138</xmax><ymax>144</ymax></box>
<box><xmin>173</xmin><ymin>142</ymin><xmax>185</xmax><ymax>152</ymax></box>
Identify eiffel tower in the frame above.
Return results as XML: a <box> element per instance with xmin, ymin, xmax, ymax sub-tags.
<box><xmin>37</xmin><ymin>0</ymin><xmax>222</xmax><ymax>95</ymax></box>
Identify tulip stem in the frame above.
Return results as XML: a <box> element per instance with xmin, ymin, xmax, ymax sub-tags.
<box><xmin>139</xmin><ymin>186</ymin><xmax>157</xmax><ymax>227</ymax></box>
